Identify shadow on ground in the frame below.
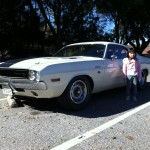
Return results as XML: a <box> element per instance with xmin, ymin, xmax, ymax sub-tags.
<box><xmin>21</xmin><ymin>83</ymin><xmax>150</xmax><ymax>118</ymax></box>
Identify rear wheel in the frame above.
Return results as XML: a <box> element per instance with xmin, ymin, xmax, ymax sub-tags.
<box><xmin>58</xmin><ymin>77</ymin><xmax>91</xmax><ymax>110</ymax></box>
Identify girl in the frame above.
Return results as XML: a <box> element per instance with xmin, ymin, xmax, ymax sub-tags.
<box><xmin>122</xmin><ymin>49</ymin><xmax>141</xmax><ymax>101</ymax></box>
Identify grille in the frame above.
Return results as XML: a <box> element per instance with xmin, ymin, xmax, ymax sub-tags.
<box><xmin>0</xmin><ymin>68</ymin><xmax>29</xmax><ymax>78</ymax></box>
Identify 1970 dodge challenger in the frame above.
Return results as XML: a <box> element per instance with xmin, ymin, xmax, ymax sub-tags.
<box><xmin>0</xmin><ymin>42</ymin><xmax>150</xmax><ymax>109</ymax></box>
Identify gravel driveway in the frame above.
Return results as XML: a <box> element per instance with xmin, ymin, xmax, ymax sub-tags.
<box><xmin>0</xmin><ymin>82</ymin><xmax>150</xmax><ymax>150</ymax></box>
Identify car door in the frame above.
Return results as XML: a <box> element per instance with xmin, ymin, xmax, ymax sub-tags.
<box><xmin>104</xmin><ymin>44</ymin><xmax>128</xmax><ymax>89</ymax></box>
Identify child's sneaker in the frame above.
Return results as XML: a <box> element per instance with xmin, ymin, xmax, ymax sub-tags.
<box><xmin>126</xmin><ymin>96</ymin><xmax>130</xmax><ymax>101</ymax></box>
<box><xmin>132</xmin><ymin>97</ymin><xmax>137</xmax><ymax>101</ymax></box>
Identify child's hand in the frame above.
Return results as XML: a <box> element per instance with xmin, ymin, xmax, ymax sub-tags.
<box><xmin>138</xmin><ymin>79</ymin><xmax>142</xmax><ymax>83</ymax></box>
<box><xmin>123</xmin><ymin>77</ymin><xmax>126</xmax><ymax>81</ymax></box>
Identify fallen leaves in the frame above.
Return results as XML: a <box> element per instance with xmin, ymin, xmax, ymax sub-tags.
<box><xmin>125</xmin><ymin>135</ymin><xmax>134</xmax><ymax>140</ymax></box>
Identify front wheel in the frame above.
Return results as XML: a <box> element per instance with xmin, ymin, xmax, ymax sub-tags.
<box><xmin>138</xmin><ymin>70</ymin><xmax>147</xmax><ymax>90</ymax></box>
<box><xmin>58</xmin><ymin>77</ymin><xmax>91</xmax><ymax>110</ymax></box>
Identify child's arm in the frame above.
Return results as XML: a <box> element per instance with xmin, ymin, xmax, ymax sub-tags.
<box><xmin>137</xmin><ymin>61</ymin><xmax>142</xmax><ymax>81</ymax></box>
<box><xmin>122</xmin><ymin>59</ymin><xmax>127</xmax><ymax>79</ymax></box>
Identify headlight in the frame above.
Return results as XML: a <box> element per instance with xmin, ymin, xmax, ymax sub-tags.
<box><xmin>29</xmin><ymin>70</ymin><xmax>40</xmax><ymax>81</ymax></box>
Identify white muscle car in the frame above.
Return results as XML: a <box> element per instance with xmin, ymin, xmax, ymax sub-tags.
<box><xmin>0</xmin><ymin>42</ymin><xmax>150</xmax><ymax>109</ymax></box>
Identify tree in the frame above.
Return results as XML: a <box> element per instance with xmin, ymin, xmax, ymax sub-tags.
<box><xmin>0</xmin><ymin>0</ymin><xmax>45</xmax><ymax>59</ymax></box>
<box><xmin>95</xmin><ymin>0</ymin><xmax>122</xmax><ymax>43</ymax></box>
<box><xmin>33</xmin><ymin>0</ymin><xmax>100</xmax><ymax>51</ymax></box>
<box><xmin>121</xmin><ymin>0</ymin><xmax>150</xmax><ymax>54</ymax></box>
<box><xmin>96</xmin><ymin>0</ymin><xmax>150</xmax><ymax>54</ymax></box>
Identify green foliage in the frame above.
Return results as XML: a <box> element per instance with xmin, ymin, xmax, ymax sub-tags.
<box><xmin>0</xmin><ymin>0</ymin><xmax>45</xmax><ymax>59</ymax></box>
<box><xmin>35</xmin><ymin>0</ymin><xmax>102</xmax><ymax>50</ymax></box>
<box><xmin>0</xmin><ymin>0</ymin><xmax>150</xmax><ymax>59</ymax></box>
<box><xmin>96</xmin><ymin>0</ymin><xmax>150</xmax><ymax>54</ymax></box>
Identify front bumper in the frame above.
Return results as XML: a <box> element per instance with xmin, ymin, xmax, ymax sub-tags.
<box><xmin>0</xmin><ymin>76</ymin><xmax>47</xmax><ymax>91</ymax></box>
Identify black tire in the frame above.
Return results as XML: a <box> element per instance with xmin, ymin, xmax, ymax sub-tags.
<box><xmin>58</xmin><ymin>77</ymin><xmax>91</xmax><ymax>110</ymax></box>
<box><xmin>138</xmin><ymin>70</ymin><xmax>147</xmax><ymax>90</ymax></box>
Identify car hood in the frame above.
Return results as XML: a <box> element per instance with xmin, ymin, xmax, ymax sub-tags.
<box><xmin>0</xmin><ymin>56</ymin><xmax>102</xmax><ymax>71</ymax></box>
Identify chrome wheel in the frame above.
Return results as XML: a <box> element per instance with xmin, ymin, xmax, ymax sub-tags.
<box><xmin>58</xmin><ymin>77</ymin><xmax>91</xmax><ymax>110</ymax></box>
<box><xmin>70</xmin><ymin>80</ymin><xmax>88</xmax><ymax>104</ymax></box>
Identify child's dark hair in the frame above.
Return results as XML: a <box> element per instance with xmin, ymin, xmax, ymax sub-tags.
<box><xmin>127</xmin><ymin>49</ymin><xmax>136</xmax><ymax>59</ymax></box>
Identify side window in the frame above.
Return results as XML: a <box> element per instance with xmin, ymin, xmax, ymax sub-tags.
<box><xmin>117</xmin><ymin>46</ymin><xmax>128</xmax><ymax>59</ymax></box>
<box><xmin>106</xmin><ymin>45</ymin><xmax>117</xmax><ymax>59</ymax></box>
<box><xmin>106</xmin><ymin>45</ymin><xmax>128</xmax><ymax>59</ymax></box>
<box><xmin>84</xmin><ymin>45</ymin><xmax>105</xmax><ymax>58</ymax></box>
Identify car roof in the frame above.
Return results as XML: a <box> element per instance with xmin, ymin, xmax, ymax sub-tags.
<box><xmin>67</xmin><ymin>41</ymin><xmax>128</xmax><ymax>48</ymax></box>
<box><xmin>60</xmin><ymin>42</ymin><xmax>130</xmax><ymax>53</ymax></box>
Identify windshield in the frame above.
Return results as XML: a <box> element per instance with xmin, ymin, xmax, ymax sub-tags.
<box><xmin>54</xmin><ymin>44</ymin><xmax>106</xmax><ymax>58</ymax></box>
